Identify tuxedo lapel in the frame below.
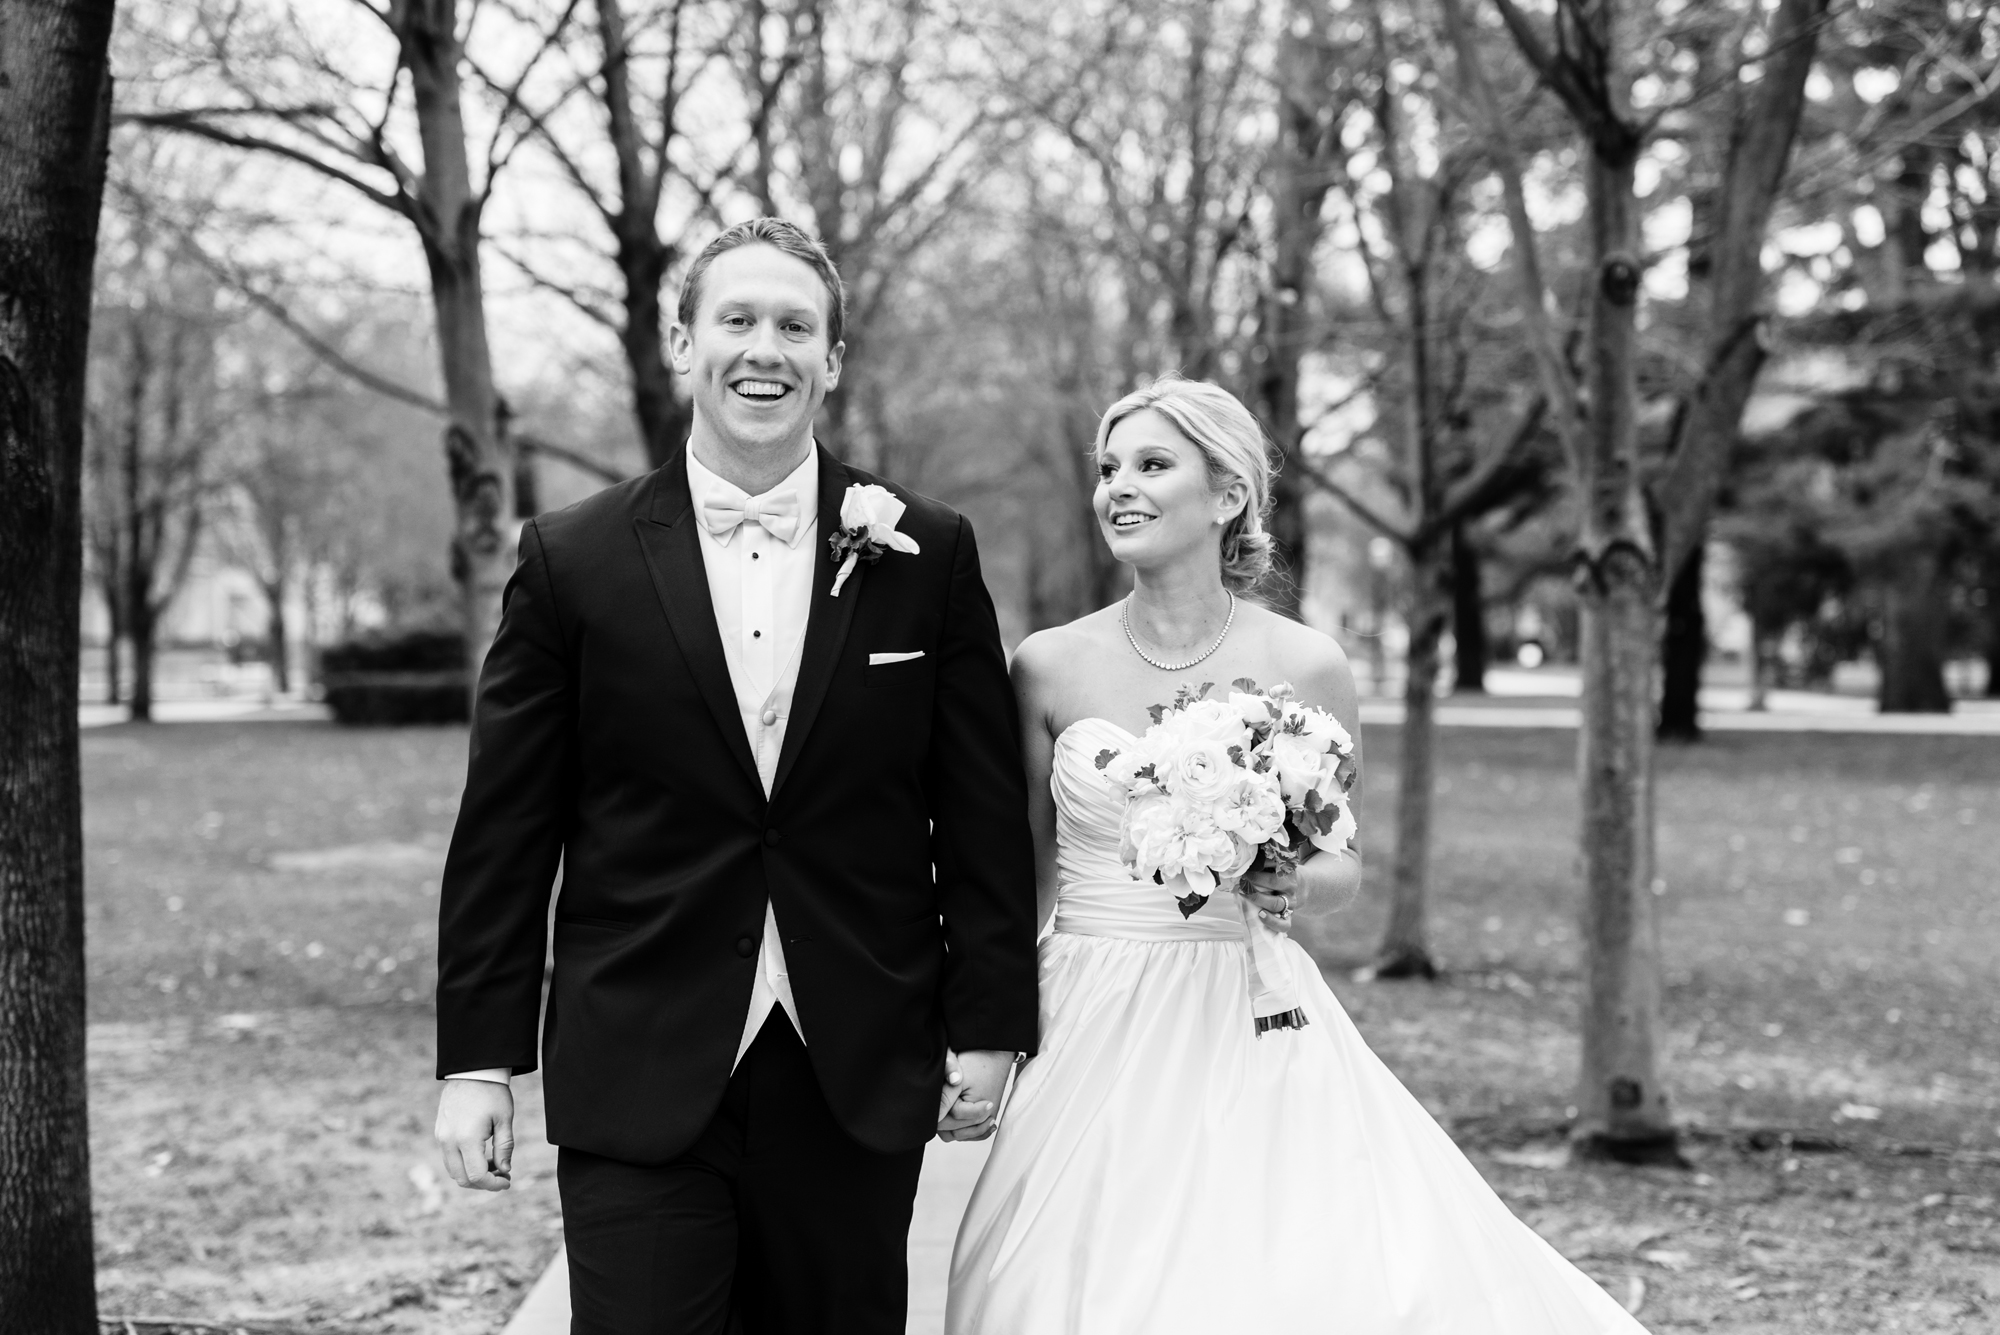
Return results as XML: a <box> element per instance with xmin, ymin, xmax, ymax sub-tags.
<box><xmin>770</xmin><ymin>446</ymin><xmax>863</xmax><ymax>801</ymax></box>
<box><xmin>633</xmin><ymin>455</ymin><xmax>763</xmax><ymax>796</ymax></box>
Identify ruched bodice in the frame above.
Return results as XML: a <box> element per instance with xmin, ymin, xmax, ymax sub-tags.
<box><xmin>1050</xmin><ymin>718</ymin><xmax>1244</xmax><ymax>941</ymax></box>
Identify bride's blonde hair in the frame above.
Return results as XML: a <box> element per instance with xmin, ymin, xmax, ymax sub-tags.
<box><xmin>1094</xmin><ymin>375</ymin><xmax>1277</xmax><ymax>593</ymax></box>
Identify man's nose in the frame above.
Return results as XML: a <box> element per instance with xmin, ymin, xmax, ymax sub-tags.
<box><xmin>745</xmin><ymin>320</ymin><xmax>784</xmax><ymax>363</ymax></box>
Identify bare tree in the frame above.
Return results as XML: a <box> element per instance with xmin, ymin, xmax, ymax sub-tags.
<box><xmin>123</xmin><ymin>0</ymin><xmax>585</xmax><ymax>677</ymax></box>
<box><xmin>1253</xmin><ymin>0</ymin><xmax>1356</xmax><ymax>618</ymax></box>
<box><xmin>0</xmin><ymin>1</ymin><xmax>115</xmax><ymax>1329</ymax></box>
<box><xmin>1280</xmin><ymin>0</ymin><xmax>1561</xmax><ymax>979</ymax></box>
<box><xmin>492</xmin><ymin>0</ymin><xmax>798</xmax><ymax>469</ymax></box>
<box><xmin>1443</xmin><ymin>0</ymin><xmax>1827</xmax><ymax>1161</ymax></box>
<box><xmin>84</xmin><ymin>168</ymin><xmax>234</xmax><ymax>721</ymax></box>
<box><xmin>781</xmin><ymin>0</ymin><xmax>994</xmax><ymax>470</ymax></box>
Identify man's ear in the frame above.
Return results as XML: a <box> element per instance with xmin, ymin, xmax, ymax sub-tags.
<box><xmin>668</xmin><ymin>322</ymin><xmax>693</xmax><ymax>375</ymax></box>
<box><xmin>824</xmin><ymin>340</ymin><xmax>845</xmax><ymax>392</ymax></box>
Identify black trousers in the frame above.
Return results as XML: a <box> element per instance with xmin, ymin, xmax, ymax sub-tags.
<box><xmin>558</xmin><ymin>1013</ymin><xmax>927</xmax><ymax>1335</ymax></box>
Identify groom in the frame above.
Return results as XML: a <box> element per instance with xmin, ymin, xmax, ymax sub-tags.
<box><xmin>432</xmin><ymin>217</ymin><xmax>1040</xmax><ymax>1333</ymax></box>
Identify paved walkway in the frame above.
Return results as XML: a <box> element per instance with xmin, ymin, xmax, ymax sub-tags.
<box><xmin>501</xmin><ymin>1140</ymin><xmax>992</xmax><ymax>1335</ymax></box>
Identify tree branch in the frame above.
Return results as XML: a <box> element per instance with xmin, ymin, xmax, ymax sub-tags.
<box><xmin>119</xmin><ymin>111</ymin><xmax>409</xmax><ymax>215</ymax></box>
<box><xmin>1292</xmin><ymin>456</ymin><xmax>1416</xmax><ymax>546</ymax></box>
<box><xmin>1437</xmin><ymin>0</ymin><xmax>1585</xmax><ymax>468</ymax></box>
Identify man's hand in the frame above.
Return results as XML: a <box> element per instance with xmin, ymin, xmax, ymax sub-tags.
<box><xmin>435</xmin><ymin>1078</ymin><xmax>515</xmax><ymax>1191</ymax></box>
<box><xmin>937</xmin><ymin>1049</ymin><xmax>1014</xmax><ymax>1142</ymax></box>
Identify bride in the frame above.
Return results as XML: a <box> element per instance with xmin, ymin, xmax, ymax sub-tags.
<box><xmin>943</xmin><ymin>376</ymin><xmax>1649</xmax><ymax>1333</ymax></box>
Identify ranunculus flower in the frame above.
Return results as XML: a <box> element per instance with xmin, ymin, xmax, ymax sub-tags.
<box><xmin>1172</xmin><ymin>740</ymin><xmax>1241</xmax><ymax>805</ymax></box>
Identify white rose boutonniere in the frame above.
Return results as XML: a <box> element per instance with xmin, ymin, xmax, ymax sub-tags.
<box><xmin>828</xmin><ymin>483</ymin><xmax>921</xmax><ymax>596</ymax></box>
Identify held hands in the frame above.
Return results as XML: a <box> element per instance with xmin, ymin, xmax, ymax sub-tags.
<box><xmin>937</xmin><ymin>1048</ymin><xmax>1014</xmax><ymax>1142</ymax></box>
<box><xmin>435</xmin><ymin>1078</ymin><xmax>516</xmax><ymax>1192</ymax></box>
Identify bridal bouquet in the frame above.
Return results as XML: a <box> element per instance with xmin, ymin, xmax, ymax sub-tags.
<box><xmin>1094</xmin><ymin>679</ymin><xmax>1357</xmax><ymax>1034</ymax></box>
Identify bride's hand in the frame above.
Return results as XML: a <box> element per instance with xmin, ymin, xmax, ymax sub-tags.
<box><xmin>1240</xmin><ymin>866</ymin><xmax>1304</xmax><ymax>933</ymax></box>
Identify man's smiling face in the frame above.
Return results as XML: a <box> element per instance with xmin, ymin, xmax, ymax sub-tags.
<box><xmin>671</xmin><ymin>243</ymin><xmax>843</xmax><ymax>462</ymax></box>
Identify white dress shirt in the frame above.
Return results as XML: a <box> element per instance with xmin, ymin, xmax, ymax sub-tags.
<box><xmin>446</xmin><ymin>445</ymin><xmax>819</xmax><ymax>1085</ymax></box>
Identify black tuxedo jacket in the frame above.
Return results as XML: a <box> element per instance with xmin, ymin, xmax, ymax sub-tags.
<box><xmin>434</xmin><ymin>446</ymin><xmax>1040</xmax><ymax>1164</ymax></box>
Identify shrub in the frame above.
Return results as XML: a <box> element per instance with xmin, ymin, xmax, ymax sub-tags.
<box><xmin>318</xmin><ymin>628</ymin><xmax>469</xmax><ymax>725</ymax></box>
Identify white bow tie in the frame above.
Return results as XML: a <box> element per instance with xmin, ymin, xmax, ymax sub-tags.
<box><xmin>700</xmin><ymin>490</ymin><xmax>801</xmax><ymax>545</ymax></box>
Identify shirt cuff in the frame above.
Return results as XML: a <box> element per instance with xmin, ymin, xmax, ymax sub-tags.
<box><xmin>443</xmin><ymin>1068</ymin><xmax>512</xmax><ymax>1084</ymax></box>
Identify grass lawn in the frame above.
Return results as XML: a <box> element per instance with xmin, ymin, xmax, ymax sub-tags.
<box><xmin>82</xmin><ymin>720</ymin><xmax>2000</xmax><ymax>1332</ymax></box>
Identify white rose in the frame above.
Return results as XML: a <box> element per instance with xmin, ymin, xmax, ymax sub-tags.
<box><xmin>1307</xmin><ymin>794</ymin><xmax>1359</xmax><ymax>853</ymax></box>
<box><xmin>1175</xmin><ymin>698</ymin><xmax>1251</xmax><ymax>747</ymax></box>
<box><xmin>838</xmin><ymin>484</ymin><xmax>920</xmax><ymax>554</ymax></box>
<box><xmin>1229</xmin><ymin>689</ymin><xmax>1279</xmax><ymax>731</ymax></box>
<box><xmin>1267</xmin><ymin>731</ymin><xmax>1333</xmax><ymax>807</ymax></box>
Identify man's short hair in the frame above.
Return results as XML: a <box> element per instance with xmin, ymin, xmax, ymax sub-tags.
<box><xmin>676</xmin><ymin>217</ymin><xmax>847</xmax><ymax>347</ymax></box>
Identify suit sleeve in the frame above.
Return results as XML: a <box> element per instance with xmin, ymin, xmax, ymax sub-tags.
<box><xmin>434</xmin><ymin>520</ymin><xmax>575</xmax><ymax>1078</ymax></box>
<box><xmin>927</xmin><ymin>516</ymin><xmax>1042</xmax><ymax>1056</ymax></box>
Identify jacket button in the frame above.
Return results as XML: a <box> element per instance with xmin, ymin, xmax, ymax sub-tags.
<box><xmin>736</xmin><ymin>936</ymin><xmax>756</xmax><ymax>958</ymax></box>
<box><xmin>763</xmin><ymin>828</ymin><xmax>780</xmax><ymax>847</ymax></box>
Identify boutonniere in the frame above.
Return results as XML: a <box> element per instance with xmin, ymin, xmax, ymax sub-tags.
<box><xmin>828</xmin><ymin>484</ymin><xmax>921</xmax><ymax>596</ymax></box>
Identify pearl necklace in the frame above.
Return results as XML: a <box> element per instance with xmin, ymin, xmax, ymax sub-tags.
<box><xmin>1121</xmin><ymin>592</ymin><xmax>1237</xmax><ymax>671</ymax></box>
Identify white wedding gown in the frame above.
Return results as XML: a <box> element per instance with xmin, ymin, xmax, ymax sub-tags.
<box><xmin>944</xmin><ymin>718</ymin><xmax>1650</xmax><ymax>1334</ymax></box>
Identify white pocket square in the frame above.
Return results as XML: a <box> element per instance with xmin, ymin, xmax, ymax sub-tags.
<box><xmin>869</xmin><ymin>651</ymin><xmax>925</xmax><ymax>665</ymax></box>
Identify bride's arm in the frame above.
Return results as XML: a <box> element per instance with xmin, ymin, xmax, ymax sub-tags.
<box><xmin>1009</xmin><ymin>634</ymin><xmax>1064</xmax><ymax>933</ymax></box>
<box><xmin>1242</xmin><ymin>630</ymin><xmax>1364</xmax><ymax>924</ymax></box>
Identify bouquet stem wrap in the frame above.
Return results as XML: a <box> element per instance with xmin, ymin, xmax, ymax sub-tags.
<box><xmin>1234</xmin><ymin>885</ymin><xmax>1308</xmax><ymax>1035</ymax></box>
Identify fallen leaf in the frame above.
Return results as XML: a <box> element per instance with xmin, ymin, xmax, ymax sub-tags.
<box><xmin>1641</xmin><ymin>1249</ymin><xmax>1692</xmax><ymax>1272</ymax></box>
<box><xmin>408</xmin><ymin>1163</ymin><xmax>444</xmax><ymax>1215</ymax></box>
<box><xmin>1623</xmin><ymin>1276</ymin><xmax>1646</xmax><ymax>1315</ymax></box>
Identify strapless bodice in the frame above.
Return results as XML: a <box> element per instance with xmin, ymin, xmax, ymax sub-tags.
<box><xmin>1051</xmin><ymin>718</ymin><xmax>1245</xmax><ymax>941</ymax></box>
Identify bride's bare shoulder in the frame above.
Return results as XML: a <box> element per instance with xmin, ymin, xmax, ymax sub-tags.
<box><xmin>1010</xmin><ymin>607</ymin><xmax>1123</xmax><ymax>696</ymax></box>
<box><xmin>1240</xmin><ymin>602</ymin><xmax>1358</xmax><ymax>714</ymax></box>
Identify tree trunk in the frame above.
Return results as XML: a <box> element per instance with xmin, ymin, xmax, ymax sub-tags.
<box><xmin>597</xmin><ymin>0</ymin><xmax>690</xmax><ymax>470</ymax></box>
<box><xmin>1986</xmin><ymin>555</ymin><xmax>2000</xmax><ymax>698</ymax></box>
<box><xmin>264</xmin><ymin>580</ymin><xmax>290</xmax><ymax>696</ymax></box>
<box><xmin>100</xmin><ymin>577</ymin><xmax>122</xmax><ymax>705</ymax></box>
<box><xmin>0</xmin><ymin>1</ymin><xmax>113</xmax><ymax>1327</ymax></box>
<box><xmin>1570</xmin><ymin>142</ymin><xmax>1679</xmax><ymax>1165</ymax></box>
<box><xmin>1656</xmin><ymin>540</ymin><xmax>1705</xmax><ymax>741</ymax></box>
<box><xmin>1254</xmin><ymin>1</ymin><xmax>1337</xmax><ymax>620</ymax></box>
<box><xmin>1450</xmin><ymin>525</ymin><xmax>1486</xmax><ymax>694</ymax></box>
<box><xmin>1877</xmin><ymin>549</ymin><xmax>1952</xmax><ymax>713</ymax></box>
<box><xmin>1375</xmin><ymin>551</ymin><xmax>1446</xmax><ymax>980</ymax></box>
<box><xmin>395</xmin><ymin>0</ymin><xmax>515</xmax><ymax>683</ymax></box>
<box><xmin>127</xmin><ymin>597</ymin><xmax>156</xmax><ymax>723</ymax></box>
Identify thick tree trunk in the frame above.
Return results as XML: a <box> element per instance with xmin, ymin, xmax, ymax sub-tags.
<box><xmin>1376</xmin><ymin>553</ymin><xmax>1446</xmax><ymax>980</ymax></box>
<box><xmin>1656</xmin><ymin>540</ymin><xmax>1705</xmax><ymax>741</ymax></box>
<box><xmin>1877</xmin><ymin>550</ymin><xmax>1952</xmax><ymax>713</ymax></box>
<box><xmin>1986</xmin><ymin>556</ymin><xmax>2000</xmax><ymax>698</ymax></box>
<box><xmin>0</xmin><ymin>1</ymin><xmax>113</xmax><ymax>1328</ymax></box>
<box><xmin>1571</xmin><ymin>146</ymin><xmax>1679</xmax><ymax>1165</ymax></box>
<box><xmin>1450</xmin><ymin>525</ymin><xmax>1486</xmax><ymax>694</ymax></box>
<box><xmin>128</xmin><ymin>599</ymin><xmax>156</xmax><ymax>723</ymax></box>
<box><xmin>396</xmin><ymin>0</ymin><xmax>515</xmax><ymax>682</ymax></box>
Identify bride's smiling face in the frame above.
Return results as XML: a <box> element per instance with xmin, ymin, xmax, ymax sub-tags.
<box><xmin>1094</xmin><ymin>410</ymin><xmax>1248</xmax><ymax>570</ymax></box>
